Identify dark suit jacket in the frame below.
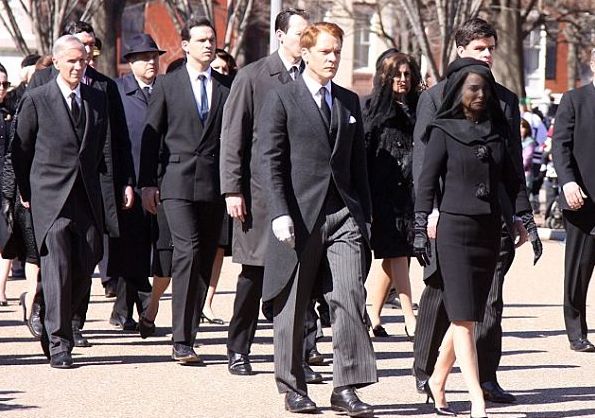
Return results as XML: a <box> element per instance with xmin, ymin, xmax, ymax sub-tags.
<box><xmin>219</xmin><ymin>51</ymin><xmax>296</xmax><ymax>266</ymax></box>
<box><xmin>260</xmin><ymin>77</ymin><xmax>372</xmax><ymax>301</ymax></box>
<box><xmin>29</xmin><ymin>65</ymin><xmax>134</xmax><ymax>238</ymax></box>
<box><xmin>415</xmin><ymin>125</ymin><xmax>518</xmax><ymax>215</ymax></box>
<box><xmin>12</xmin><ymin>81</ymin><xmax>107</xmax><ymax>251</ymax></box>
<box><xmin>138</xmin><ymin>66</ymin><xmax>231</xmax><ymax>202</ymax></box>
<box><xmin>552</xmin><ymin>83</ymin><xmax>595</xmax><ymax>218</ymax></box>
<box><xmin>412</xmin><ymin>79</ymin><xmax>530</xmax><ymax>279</ymax></box>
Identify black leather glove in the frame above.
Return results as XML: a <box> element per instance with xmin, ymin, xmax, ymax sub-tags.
<box><xmin>1</xmin><ymin>199</ymin><xmax>13</xmax><ymax>231</ymax></box>
<box><xmin>521</xmin><ymin>211</ymin><xmax>542</xmax><ymax>265</ymax></box>
<box><xmin>413</xmin><ymin>212</ymin><xmax>432</xmax><ymax>267</ymax></box>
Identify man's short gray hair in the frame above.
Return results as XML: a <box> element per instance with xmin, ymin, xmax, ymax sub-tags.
<box><xmin>52</xmin><ymin>35</ymin><xmax>85</xmax><ymax>57</ymax></box>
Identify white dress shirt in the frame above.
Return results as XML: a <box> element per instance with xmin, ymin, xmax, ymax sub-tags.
<box><xmin>301</xmin><ymin>71</ymin><xmax>332</xmax><ymax>110</ymax></box>
<box><xmin>56</xmin><ymin>76</ymin><xmax>81</xmax><ymax>111</ymax></box>
<box><xmin>278</xmin><ymin>51</ymin><xmax>302</xmax><ymax>78</ymax></box>
<box><xmin>186</xmin><ymin>63</ymin><xmax>213</xmax><ymax>110</ymax></box>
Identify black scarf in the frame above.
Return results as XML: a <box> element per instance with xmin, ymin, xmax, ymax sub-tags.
<box><xmin>430</xmin><ymin>58</ymin><xmax>508</xmax><ymax>143</ymax></box>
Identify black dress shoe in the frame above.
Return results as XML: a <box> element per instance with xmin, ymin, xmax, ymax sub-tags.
<box><xmin>50</xmin><ymin>351</ymin><xmax>73</xmax><ymax>369</ymax></box>
<box><xmin>284</xmin><ymin>390</ymin><xmax>317</xmax><ymax>413</ymax></box>
<box><xmin>569</xmin><ymin>338</ymin><xmax>595</xmax><ymax>352</ymax></box>
<box><xmin>228</xmin><ymin>350</ymin><xmax>252</xmax><ymax>375</ymax></box>
<box><xmin>303</xmin><ymin>362</ymin><xmax>323</xmax><ymax>384</ymax></box>
<box><xmin>138</xmin><ymin>314</ymin><xmax>156</xmax><ymax>339</ymax></box>
<box><xmin>28</xmin><ymin>301</ymin><xmax>43</xmax><ymax>339</ymax></box>
<box><xmin>103</xmin><ymin>278</ymin><xmax>117</xmax><ymax>298</ymax></box>
<box><xmin>172</xmin><ymin>343</ymin><xmax>203</xmax><ymax>364</ymax></box>
<box><xmin>109</xmin><ymin>312</ymin><xmax>138</xmax><ymax>331</ymax></box>
<box><xmin>330</xmin><ymin>386</ymin><xmax>374</xmax><ymax>417</ymax></box>
<box><xmin>481</xmin><ymin>381</ymin><xmax>516</xmax><ymax>403</ymax></box>
<box><xmin>306</xmin><ymin>347</ymin><xmax>325</xmax><ymax>366</ymax></box>
<box><xmin>72</xmin><ymin>325</ymin><xmax>91</xmax><ymax>347</ymax></box>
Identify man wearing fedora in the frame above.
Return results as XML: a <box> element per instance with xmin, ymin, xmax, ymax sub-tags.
<box><xmin>107</xmin><ymin>34</ymin><xmax>167</xmax><ymax>330</ymax></box>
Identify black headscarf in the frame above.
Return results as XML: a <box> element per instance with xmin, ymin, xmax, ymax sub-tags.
<box><xmin>430</xmin><ymin>58</ymin><xmax>509</xmax><ymax>143</ymax></box>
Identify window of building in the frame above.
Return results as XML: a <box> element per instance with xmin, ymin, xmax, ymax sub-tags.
<box><xmin>353</xmin><ymin>11</ymin><xmax>373</xmax><ymax>69</ymax></box>
<box><xmin>545</xmin><ymin>21</ymin><xmax>558</xmax><ymax>80</ymax></box>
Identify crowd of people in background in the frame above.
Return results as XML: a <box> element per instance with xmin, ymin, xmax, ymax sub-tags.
<box><xmin>0</xmin><ymin>8</ymin><xmax>594</xmax><ymax>418</ymax></box>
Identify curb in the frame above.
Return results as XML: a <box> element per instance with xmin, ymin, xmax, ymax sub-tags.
<box><xmin>538</xmin><ymin>227</ymin><xmax>566</xmax><ymax>241</ymax></box>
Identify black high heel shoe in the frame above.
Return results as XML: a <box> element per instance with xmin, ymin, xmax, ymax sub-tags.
<box><xmin>200</xmin><ymin>313</ymin><xmax>225</xmax><ymax>325</ymax></box>
<box><xmin>423</xmin><ymin>381</ymin><xmax>457</xmax><ymax>416</ymax></box>
<box><xmin>372</xmin><ymin>325</ymin><xmax>389</xmax><ymax>337</ymax></box>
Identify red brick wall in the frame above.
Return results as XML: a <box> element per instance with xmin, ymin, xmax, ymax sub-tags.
<box><xmin>544</xmin><ymin>28</ymin><xmax>570</xmax><ymax>94</ymax></box>
<box><xmin>119</xmin><ymin>0</ymin><xmax>228</xmax><ymax>75</ymax></box>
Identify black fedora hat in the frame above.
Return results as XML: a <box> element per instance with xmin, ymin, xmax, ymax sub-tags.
<box><xmin>123</xmin><ymin>33</ymin><xmax>166</xmax><ymax>59</ymax></box>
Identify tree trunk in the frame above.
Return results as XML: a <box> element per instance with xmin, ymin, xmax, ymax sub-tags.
<box><xmin>93</xmin><ymin>0</ymin><xmax>127</xmax><ymax>78</ymax></box>
<box><xmin>491</xmin><ymin>0</ymin><xmax>525</xmax><ymax>97</ymax></box>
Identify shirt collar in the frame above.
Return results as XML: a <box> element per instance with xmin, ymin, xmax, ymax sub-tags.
<box><xmin>277</xmin><ymin>50</ymin><xmax>302</xmax><ymax>73</ymax></box>
<box><xmin>301</xmin><ymin>71</ymin><xmax>332</xmax><ymax>97</ymax></box>
<box><xmin>186</xmin><ymin>63</ymin><xmax>212</xmax><ymax>82</ymax></box>
<box><xmin>134</xmin><ymin>76</ymin><xmax>154</xmax><ymax>90</ymax></box>
<box><xmin>55</xmin><ymin>75</ymin><xmax>81</xmax><ymax>100</ymax></box>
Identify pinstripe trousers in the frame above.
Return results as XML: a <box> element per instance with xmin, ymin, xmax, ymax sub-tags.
<box><xmin>41</xmin><ymin>183</ymin><xmax>103</xmax><ymax>356</ymax></box>
<box><xmin>413</xmin><ymin>225</ymin><xmax>515</xmax><ymax>384</ymax></box>
<box><xmin>273</xmin><ymin>205</ymin><xmax>377</xmax><ymax>395</ymax></box>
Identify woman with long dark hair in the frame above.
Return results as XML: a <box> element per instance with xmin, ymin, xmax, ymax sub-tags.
<box><xmin>413</xmin><ymin>58</ymin><xmax>521</xmax><ymax>418</ymax></box>
<box><xmin>364</xmin><ymin>50</ymin><xmax>422</xmax><ymax>339</ymax></box>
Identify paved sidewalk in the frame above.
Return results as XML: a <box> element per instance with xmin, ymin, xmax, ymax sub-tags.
<box><xmin>1</xmin><ymin>241</ymin><xmax>594</xmax><ymax>417</ymax></box>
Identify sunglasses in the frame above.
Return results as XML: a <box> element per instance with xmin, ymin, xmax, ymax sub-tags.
<box><xmin>0</xmin><ymin>81</ymin><xmax>10</xmax><ymax>88</ymax></box>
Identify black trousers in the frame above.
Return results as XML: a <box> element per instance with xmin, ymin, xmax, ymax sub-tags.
<box><xmin>112</xmin><ymin>277</ymin><xmax>152</xmax><ymax>319</ymax></box>
<box><xmin>163</xmin><ymin>199</ymin><xmax>223</xmax><ymax>345</ymax></box>
<box><xmin>563</xmin><ymin>211</ymin><xmax>595</xmax><ymax>342</ymax></box>
<box><xmin>41</xmin><ymin>185</ymin><xmax>102</xmax><ymax>355</ymax></box>
<box><xmin>413</xmin><ymin>225</ymin><xmax>515</xmax><ymax>384</ymax></box>
<box><xmin>226</xmin><ymin>265</ymin><xmax>319</xmax><ymax>357</ymax></box>
<box><xmin>227</xmin><ymin>264</ymin><xmax>264</xmax><ymax>355</ymax></box>
<box><xmin>73</xmin><ymin>232</ymin><xmax>153</xmax><ymax>328</ymax></box>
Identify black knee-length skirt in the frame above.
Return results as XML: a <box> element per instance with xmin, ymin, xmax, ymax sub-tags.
<box><xmin>436</xmin><ymin>212</ymin><xmax>500</xmax><ymax>321</ymax></box>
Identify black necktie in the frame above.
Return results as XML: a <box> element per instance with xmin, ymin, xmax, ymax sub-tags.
<box><xmin>143</xmin><ymin>86</ymin><xmax>152</xmax><ymax>101</ymax></box>
<box><xmin>289</xmin><ymin>66</ymin><xmax>299</xmax><ymax>81</ymax></box>
<box><xmin>198</xmin><ymin>74</ymin><xmax>209</xmax><ymax>123</ymax></box>
<box><xmin>70</xmin><ymin>92</ymin><xmax>80</xmax><ymax>121</ymax></box>
<box><xmin>319</xmin><ymin>87</ymin><xmax>331</xmax><ymax>127</ymax></box>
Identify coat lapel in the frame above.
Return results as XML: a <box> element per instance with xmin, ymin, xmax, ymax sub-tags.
<box><xmin>179</xmin><ymin>67</ymin><xmax>203</xmax><ymax>128</ymax></box>
<box><xmin>330</xmin><ymin>85</ymin><xmax>351</xmax><ymax>157</ymax></box>
<box><xmin>78</xmin><ymin>86</ymin><xmax>92</xmax><ymax>154</ymax></box>
<box><xmin>295</xmin><ymin>78</ymin><xmax>331</xmax><ymax>149</ymax></box>
<box><xmin>123</xmin><ymin>73</ymin><xmax>148</xmax><ymax>105</ymax></box>
<box><xmin>267</xmin><ymin>52</ymin><xmax>293</xmax><ymax>85</ymax></box>
<box><xmin>48</xmin><ymin>81</ymin><xmax>78</xmax><ymax>139</ymax></box>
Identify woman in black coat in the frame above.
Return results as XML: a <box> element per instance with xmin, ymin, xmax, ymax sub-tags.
<box><xmin>0</xmin><ymin>63</ymin><xmax>41</xmax><ymax>315</ymax></box>
<box><xmin>364</xmin><ymin>51</ymin><xmax>422</xmax><ymax>339</ymax></box>
<box><xmin>413</xmin><ymin>59</ymin><xmax>520</xmax><ymax>418</ymax></box>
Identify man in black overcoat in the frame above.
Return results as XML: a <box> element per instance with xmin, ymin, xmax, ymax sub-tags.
<box><xmin>28</xmin><ymin>21</ymin><xmax>135</xmax><ymax>346</ymax></box>
<box><xmin>552</xmin><ymin>49</ymin><xmax>595</xmax><ymax>353</ymax></box>
<box><xmin>12</xmin><ymin>36</ymin><xmax>107</xmax><ymax>368</ymax></box>
<box><xmin>109</xmin><ymin>34</ymin><xmax>166</xmax><ymax>330</ymax></box>
<box><xmin>411</xmin><ymin>18</ymin><xmax>541</xmax><ymax>404</ymax></box>
<box><xmin>138</xmin><ymin>18</ymin><xmax>231</xmax><ymax>363</ymax></box>
<box><xmin>220</xmin><ymin>8</ymin><xmax>322</xmax><ymax>379</ymax></box>
<box><xmin>260</xmin><ymin>22</ymin><xmax>376</xmax><ymax>416</ymax></box>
